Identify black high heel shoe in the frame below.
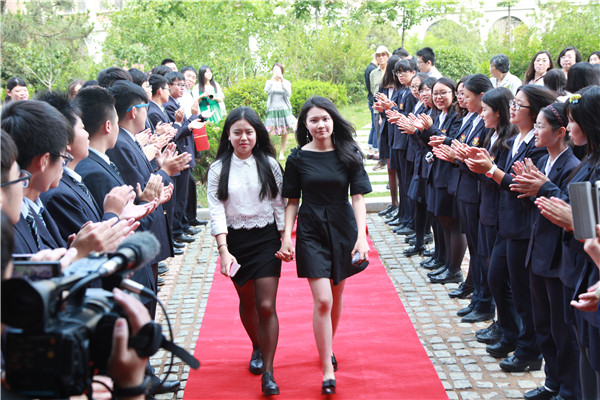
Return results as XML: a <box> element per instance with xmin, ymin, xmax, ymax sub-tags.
<box><xmin>321</xmin><ymin>379</ymin><xmax>336</xmax><ymax>395</ymax></box>
<box><xmin>331</xmin><ymin>354</ymin><xmax>338</xmax><ymax>372</ymax></box>
<box><xmin>261</xmin><ymin>372</ymin><xmax>280</xmax><ymax>396</ymax></box>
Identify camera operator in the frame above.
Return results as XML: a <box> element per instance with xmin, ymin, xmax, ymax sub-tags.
<box><xmin>1</xmin><ymin>210</ymin><xmax>151</xmax><ymax>400</ymax></box>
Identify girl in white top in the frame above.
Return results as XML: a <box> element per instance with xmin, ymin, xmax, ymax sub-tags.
<box><xmin>207</xmin><ymin>107</ymin><xmax>286</xmax><ymax>396</ymax></box>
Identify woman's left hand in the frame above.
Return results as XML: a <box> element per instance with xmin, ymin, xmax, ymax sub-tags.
<box><xmin>534</xmin><ymin>196</ymin><xmax>574</xmax><ymax>231</ymax></box>
<box><xmin>432</xmin><ymin>144</ymin><xmax>456</xmax><ymax>163</ymax></box>
<box><xmin>571</xmin><ymin>281</ymin><xmax>600</xmax><ymax>312</ymax></box>
<box><xmin>352</xmin><ymin>237</ymin><xmax>369</xmax><ymax>261</ymax></box>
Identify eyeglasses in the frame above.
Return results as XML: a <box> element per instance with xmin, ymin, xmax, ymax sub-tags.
<box><xmin>510</xmin><ymin>99</ymin><xmax>531</xmax><ymax>111</ymax></box>
<box><xmin>1</xmin><ymin>169</ymin><xmax>31</xmax><ymax>188</ymax></box>
<box><xmin>52</xmin><ymin>152</ymin><xmax>74</xmax><ymax>167</ymax></box>
<box><xmin>432</xmin><ymin>91</ymin><xmax>452</xmax><ymax>98</ymax></box>
<box><xmin>173</xmin><ymin>83</ymin><xmax>186</xmax><ymax>87</ymax></box>
<box><xmin>126</xmin><ymin>103</ymin><xmax>150</xmax><ymax>112</ymax></box>
<box><xmin>396</xmin><ymin>71</ymin><xmax>409</xmax><ymax>75</ymax></box>
<box><xmin>161</xmin><ymin>86</ymin><xmax>170</xmax><ymax>90</ymax></box>
<box><xmin>410</xmin><ymin>85</ymin><xmax>420</xmax><ymax>90</ymax></box>
<box><xmin>533</xmin><ymin>123</ymin><xmax>548</xmax><ymax>131</ymax></box>
<box><xmin>418</xmin><ymin>89</ymin><xmax>431</xmax><ymax>95</ymax></box>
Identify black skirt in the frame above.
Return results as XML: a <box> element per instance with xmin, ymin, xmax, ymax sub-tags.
<box><xmin>226</xmin><ymin>223</ymin><xmax>282</xmax><ymax>287</ymax></box>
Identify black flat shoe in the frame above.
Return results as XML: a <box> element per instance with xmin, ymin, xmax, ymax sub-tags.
<box><xmin>420</xmin><ymin>256</ymin><xmax>434</xmax><ymax>266</ymax></box>
<box><xmin>499</xmin><ymin>355</ymin><xmax>543</xmax><ymax>372</ymax></box>
<box><xmin>387</xmin><ymin>217</ymin><xmax>402</xmax><ymax>226</ymax></box>
<box><xmin>422</xmin><ymin>259</ymin><xmax>444</xmax><ymax>270</ymax></box>
<box><xmin>331</xmin><ymin>354</ymin><xmax>338</xmax><ymax>372</ymax></box>
<box><xmin>321</xmin><ymin>379</ymin><xmax>336</xmax><ymax>395</ymax></box>
<box><xmin>378</xmin><ymin>205</ymin><xmax>394</xmax><ymax>216</ymax></box>
<box><xmin>476</xmin><ymin>320</ymin><xmax>497</xmax><ymax>336</ymax></box>
<box><xmin>189</xmin><ymin>218</ymin><xmax>208</xmax><ymax>226</ymax></box>
<box><xmin>461</xmin><ymin>310</ymin><xmax>495</xmax><ymax>323</ymax></box>
<box><xmin>486</xmin><ymin>341</ymin><xmax>516</xmax><ymax>358</ymax></box>
<box><xmin>422</xmin><ymin>248</ymin><xmax>435</xmax><ymax>257</ymax></box>
<box><xmin>397</xmin><ymin>226</ymin><xmax>415</xmax><ymax>235</ymax></box>
<box><xmin>403</xmin><ymin>245</ymin><xmax>426</xmax><ymax>257</ymax></box>
<box><xmin>476</xmin><ymin>321</ymin><xmax>502</xmax><ymax>344</ymax></box>
<box><xmin>524</xmin><ymin>386</ymin><xmax>556</xmax><ymax>400</ymax></box>
<box><xmin>249</xmin><ymin>349</ymin><xmax>263</xmax><ymax>375</ymax></box>
<box><xmin>261</xmin><ymin>372</ymin><xmax>280</xmax><ymax>396</ymax></box>
<box><xmin>448</xmin><ymin>282</ymin><xmax>474</xmax><ymax>299</ymax></box>
<box><xmin>429</xmin><ymin>269</ymin><xmax>463</xmax><ymax>284</ymax></box>
<box><xmin>404</xmin><ymin>233</ymin><xmax>416</xmax><ymax>242</ymax></box>
<box><xmin>427</xmin><ymin>265</ymin><xmax>447</xmax><ymax>278</ymax></box>
<box><xmin>456</xmin><ymin>303</ymin><xmax>474</xmax><ymax>317</ymax></box>
<box><xmin>173</xmin><ymin>241</ymin><xmax>185</xmax><ymax>249</ymax></box>
<box><xmin>392</xmin><ymin>224</ymin><xmax>406</xmax><ymax>233</ymax></box>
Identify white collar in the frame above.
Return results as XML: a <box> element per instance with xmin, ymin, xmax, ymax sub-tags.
<box><xmin>89</xmin><ymin>148</ymin><xmax>111</xmax><ymax>165</ymax></box>
<box><xmin>232</xmin><ymin>153</ymin><xmax>255</xmax><ymax>166</ymax></box>
<box><xmin>63</xmin><ymin>167</ymin><xmax>82</xmax><ymax>183</ymax></box>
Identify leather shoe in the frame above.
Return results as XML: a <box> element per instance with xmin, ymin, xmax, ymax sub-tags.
<box><xmin>385</xmin><ymin>213</ymin><xmax>398</xmax><ymax>223</ymax></box>
<box><xmin>477</xmin><ymin>322</ymin><xmax>502</xmax><ymax>344</ymax></box>
<box><xmin>476</xmin><ymin>320</ymin><xmax>497</xmax><ymax>336</ymax></box>
<box><xmin>420</xmin><ymin>256</ymin><xmax>434</xmax><ymax>266</ymax></box>
<box><xmin>550</xmin><ymin>395</ymin><xmax>565</xmax><ymax>400</ymax></box>
<box><xmin>249</xmin><ymin>349</ymin><xmax>263</xmax><ymax>375</ymax></box>
<box><xmin>158</xmin><ymin>261</ymin><xmax>167</xmax><ymax>268</ymax></box>
<box><xmin>172</xmin><ymin>241</ymin><xmax>185</xmax><ymax>249</ymax></box>
<box><xmin>486</xmin><ymin>341</ymin><xmax>516</xmax><ymax>358</ymax></box>
<box><xmin>321</xmin><ymin>379</ymin><xmax>336</xmax><ymax>395</ymax></box>
<box><xmin>423</xmin><ymin>248</ymin><xmax>435</xmax><ymax>257</ymax></box>
<box><xmin>189</xmin><ymin>218</ymin><xmax>208</xmax><ymax>226</ymax></box>
<box><xmin>524</xmin><ymin>386</ymin><xmax>557</xmax><ymax>400</ymax></box>
<box><xmin>397</xmin><ymin>226</ymin><xmax>415</xmax><ymax>235</ymax></box>
<box><xmin>173</xmin><ymin>248</ymin><xmax>184</xmax><ymax>255</ymax></box>
<box><xmin>456</xmin><ymin>303</ymin><xmax>474</xmax><ymax>317</ymax></box>
<box><xmin>184</xmin><ymin>226</ymin><xmax>201</xmax><ymax>235</ymax></box>
<box><xmin>430</xmin><ymin>269</ymin><xmax>463</xmax><ymax>284</ymax></box>
<box><xmin>261</xmin><ymin>372</ymin><xmax>280</xmax><ymax>396</ymax></box>
<box><xmin>427</xmin><ymin>265</ymin><xmax>447</xmax><ymax>277</ymax></box>
<box><xmin>387</xmin><ymin>217</ymin><xmax>402</xmax><ymax>226</ymax></box>
<box><xmin>449</xmin><ymin>282</ymin><xmax>474</xmax><ymax>299</ymax></box>
<box><xmin>461</xmin><ymin>310</ymin><xmax>494</xmax><ymax>323</ymax></box>
<box><xmin>499</xmin><ymin>355</ymin><xmax>543</xmax><ymax>372</ymax></box>
<box><xmin>403</xmin><ymin>245</ymin><xmax>426</xmax><ymax>257</ymax></box>
<box><xmin>331</xmin><ymin>354</ymin><xmax>338</xmax><ymax>371</ymax></box>
<box><xmin>392</xmin><ymin>224</ymin><xmax>406</xmax><ymax>233</ymax></box>
<box><xmin>157</xmin><ymin>277</ymin><xmax>165</xmax><ymax>286</ymax></box>
<box><xmin>422</xmin><ymin>259</ymin><xmax>444</xmax><ymax>270</ymax></box>
<box><xmin>174</xmin><ymin>233</ymin><xmax>196</xmax><ymax>243</ymax></box>
<box><xmin>150</xmin><ymin>378</ymin><xmax>181</xmax><ymax>395</ymax></box>
<box><xmin>423</xmin><ymin>233</ymin><xmax>433</xmax><ymax>244</ymax></box>
<box><xmin>378</xmin><ymin>205</ymin><xmax>395</xmax><ymax>216</ymax></box>
<box><xmin>158</xmin><ymin>266</ymin><xmax>169</xmax><ymax>275</ymax></box>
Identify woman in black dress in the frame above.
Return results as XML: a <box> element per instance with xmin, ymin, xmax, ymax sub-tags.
<box><xmin>207</xmin><ymin>107</ymin><xmax>285</xmax><ymax>396</ymax></box>
<box><xmin>276</xmin><ymin>96</ymin><xmax>372</xmax><ymax>395</ymax></box>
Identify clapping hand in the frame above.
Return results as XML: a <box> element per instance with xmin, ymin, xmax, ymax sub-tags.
<box><xmin>534</xmin><ymin>196</ymin><xmax>573</xmax><ymax>231</ymax></box>
<box><xmin>510</xmin><ymin>158</ymin><xmax>549</xmax><ymax>198</ymax></box>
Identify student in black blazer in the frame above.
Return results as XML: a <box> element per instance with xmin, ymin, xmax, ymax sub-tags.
<box><xmin>434</xmin><ymin>74</ymin><xmax>493</xmax><ymax>321</ymax></box>
<box><xmin>526</xmin><ymin>88</ymin><xmax>600</xmax><ymax>399</ymax></box>
<box><xmin>465</xmin><ymin>85</ymin><xmax>557</xmax><ymax>373</ymax></box>
<box><xmin>510</xmin><ymin>102</ymin><xmax>581</xmax><ymax>400</ymax></box>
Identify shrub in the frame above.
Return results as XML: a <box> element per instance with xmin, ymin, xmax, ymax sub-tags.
<box><xmin>436</xmin><ymin>46</ymin><xmax>479</xmax><ymax>82</ymax></box>
<box><xmin>225</xmin><ymin>77</ymin><xmax>349</xmax><ymax>119</ymax></box>
<box><xmin>290</xmin><ymin>79</ymin><xmax>348</xmax><ymax>116</ymax></box>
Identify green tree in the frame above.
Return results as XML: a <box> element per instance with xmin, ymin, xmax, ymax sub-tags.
<box><xmin>1</xmin><ymin>0</ymin><xmax>95</xmax><ymax>91</ymax></box>
<box><xmin>361</xmin><ymin>0</ymin><xmax>457</xmax><ymax>47</ymax></box>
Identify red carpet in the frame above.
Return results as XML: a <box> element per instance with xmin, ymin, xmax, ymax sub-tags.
<box><xmin>184</xmin><ymin>235</ymin><xmax>447</xmax><ymax>399</ymax></box>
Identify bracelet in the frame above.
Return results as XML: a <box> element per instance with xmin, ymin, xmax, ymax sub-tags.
<box><xmin>218</xmin><ymin>243</ymin><xmax>228</xmax><ymax>249</ymax></box>
<box><xmin>113</xmin><ymin>375</ymin><xmax>152</xmax><ymax>398</ymax></box>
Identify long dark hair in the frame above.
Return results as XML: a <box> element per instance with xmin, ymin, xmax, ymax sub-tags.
<box><xmin>524</xmin><ymin>51</ymin><xmax>553</xmax><ymax>83</ymax></box>
<box><xmin>565</xmin><ymin>62</ymin><xmax>600</xmax><ymax>93</ymax></box>
<box><xmin>381</xmin><ymin>55</ymin><xmax>401</xmax><ymax>89</ymax></box>
<box><xmin>296</xmin><ymin>96</ymin><xmax>363</xmax><ymax>171</ymax></box>
<box><xmin>419</xmin><ymin>77</ymin><xmax>438</xmax><ymax>118</ymax></box>
<box><xmin>566</xmin><ymin>86</ymin><xmax>600</xmax><ymax>163</ymax></box>
<box><xmin>516</xmin><ymin>85</ymin><xmax>557</xmax><ymax>124</ymax></box>
<box><xmin>212</xmin><ymin>107</ymin><xmax>279</xmax><ymax>201</ymax></box>
<box><xmin>198</xmin><ymin>65</ymin><xmax>218</xmax><ymax>92</ymax></box>
<box><xmin>481</xmin><ymin>87</ymin><xmax>518</xmax><ymax>155</ymax></box>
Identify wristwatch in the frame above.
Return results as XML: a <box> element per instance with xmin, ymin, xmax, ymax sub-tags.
<box><xmin>485</xmin><ymin>164</ymin><xmax>497</xmax><ymax>178</ymax></box>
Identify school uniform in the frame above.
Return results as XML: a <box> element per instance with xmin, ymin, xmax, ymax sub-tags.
<box><xmin>376</xmin><ymin>85</ymin><xmax>399</xmax><ymax>161</ymax></box>
<box><xmin>13</xmin><ymin>202</ymin><xmax>63</xmax><ymax>254</ymax></box>
<box><xmin>526</xmin><ymin>148</ymin><xmax>581</xmax><ymax>400</ymax></box>
<box><xmin>488</xmin><ymin>130</ymin><xmax>546</xmax><ymax>362</ymax></box>
<box><xmin>40</xmin><ymin>169</ymin><xmax>118</xmax><ymax>242</ymax></box>
<box><xmin>163</xmin><ymin>96</ymin><xmax>199</xmax><ymax>237</ymax></box>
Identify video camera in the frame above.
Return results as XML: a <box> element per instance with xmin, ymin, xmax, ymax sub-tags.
<box><xmin>1</xmin><ymin>232</ymin><xmax>199</xmax><ymax>398</ymax></box>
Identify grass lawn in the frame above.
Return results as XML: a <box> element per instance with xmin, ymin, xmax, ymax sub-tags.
<box><xmin>196</xmin><ymin>101</ymin><xmax>373</xmax><ymax>207</ymax></box>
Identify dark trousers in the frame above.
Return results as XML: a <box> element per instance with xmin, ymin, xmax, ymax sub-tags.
<box><xmin>172</xmin><ymin>169</ymin><xmax>191</xmax><ymax>235</ymax></box>
<box><xmin>399</xmin><ymin>156</ymin><xmax>414</xmax><ymax>228</ymax></box>
<box><xmin>530</xmin><ymin>271</ymin><xmax>581</xmax><ymax>399</ymax></box>
<box><xmin>488</xmin><ymin>236</ymin><xmax>540</xmax><ymax>360</ymax></box>
<box><xmin>185</xmin><ymin>171</ymin><xmax>198</xmax><ymax>224</ymax></box>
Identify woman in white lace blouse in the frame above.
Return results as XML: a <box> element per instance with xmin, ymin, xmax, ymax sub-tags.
<box><xmin>207</xmin><ymin>107</ymin><xmax>286</xmax><ymax>396</ymax></box>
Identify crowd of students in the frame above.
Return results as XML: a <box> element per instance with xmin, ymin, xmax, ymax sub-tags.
<box><xmin>366</xmin><ymin>44</ymin><xmax>600</xmax><ymax>400</ymax></box>
<box><xmin>0</xmin><ymin>58</ymin><xmax>226</xmax><ymax>397</ymax></box>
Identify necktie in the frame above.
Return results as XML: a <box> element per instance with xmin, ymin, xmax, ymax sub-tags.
<box><xmin>25</xmin><ymin>209</ymin><xmax>43</xmax><ymax>250</ymax></box>
<box><xmin>109</xmin><ymin>161</ymin><xmax>123</xmax><ymax>179</ymax></box>
<box><xmin>72</xmin><ymin>175</ymin><xmax>92</xmax><ymax>200</ymax></box>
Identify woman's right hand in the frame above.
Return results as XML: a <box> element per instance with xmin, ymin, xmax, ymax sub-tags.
<box><xmin>276</xmin><ymin>237</ymin><xmax>295</xmax><ymax>262</ymax></box>
<box><xmin>219</xmin><ymin>249</ymin><xmax>237</xmax><ymax>276</ymax></box>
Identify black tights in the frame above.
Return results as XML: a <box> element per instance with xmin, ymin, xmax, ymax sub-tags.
<box><xmin>414</xmin><ymin>202</ymin><xmax>428</xmax><ymax>247</ymax></box>
<box><xmin>438</xmin><ymin>216</ymin><xmax>467</xmax><ymax>274</ymax></box>
<box><xmin>234</xmin><ymin>276</ymin><xmax>280</xmax><ymax>373</ymax></box>
<box><xmin>431</xmin><ymin>214</ymin><xmax>445</xmax><ymax>262</ymax></box>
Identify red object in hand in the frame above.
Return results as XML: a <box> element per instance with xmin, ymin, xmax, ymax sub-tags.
<box><xmin>193</xmin><ymin>126</ymin><xmax>210</xmax><ymax>151</ymax></box>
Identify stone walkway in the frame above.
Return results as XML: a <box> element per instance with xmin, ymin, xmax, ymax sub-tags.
<box><xmin>149</xmin><ymin>127</ymin><xmax>544</xmax><ymax>399</ymax></box>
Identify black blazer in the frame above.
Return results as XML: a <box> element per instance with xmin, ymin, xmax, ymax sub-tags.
<box><xmin>76</xmin><ymin>151</ymin><xmax>127</xmax><ymax>210</ymax></box>
<box><xmin>454</xmin><ymin>117</ymin><xmax>488</xmax><ymax>204</ymax></box>
<box><xmin>497</xmin><ymin>134</ymin><xmax>547</xmax><ymax>239</ymax></box>
<box><xmin>478</xmin><ymin>142</ymin><xmax>511</xmax><ymax>227</ymax></box>
<box><xmin>390</xmin><ymin>89</ymin><xmax>417</xmax><ymax>151</ymax></box>
<box><xmin>13</xmin><ymin>206</ymin><xmax>65</xmax><ymax>254</ymax></box>
<box><xmin>406</xmin><ymin>101</ymin><xmax>426</xmax><ymax>163</ymax></box>
<box><xmin>40</xmin><ymin>174</ymin><xmax>118</xmax><ymax>242</ymax></box>
<box><xmin>526</xmin><ymin>148</ymin><xmax>580</xmax><ymax>277</ymax></box>
<box><xmin>163</xmin><ymin>96</ymin><xmax>197</xmax><ymax>168</ymax></box>
<box><xmin>106</xmin><ymin>128</ymin><xmax>174</xmax><ymax>263</ymax></box>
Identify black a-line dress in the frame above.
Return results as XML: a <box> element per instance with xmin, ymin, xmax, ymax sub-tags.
<box><xmin>282</xmin><ymin>147</ymin><xmax>372</xmax><ymax>285</ymax></box>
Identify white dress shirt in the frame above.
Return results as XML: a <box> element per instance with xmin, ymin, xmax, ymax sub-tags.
<box><xmin>208</xmin><ymin>154</ymin><xmax>286</xmax><ymax>236</ymax></box>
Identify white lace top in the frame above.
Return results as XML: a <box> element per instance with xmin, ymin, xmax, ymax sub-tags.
<box><xmin>208</xmin><ymin>154</ymin><xmax>286</xmax><ymax>236</ymax></box>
